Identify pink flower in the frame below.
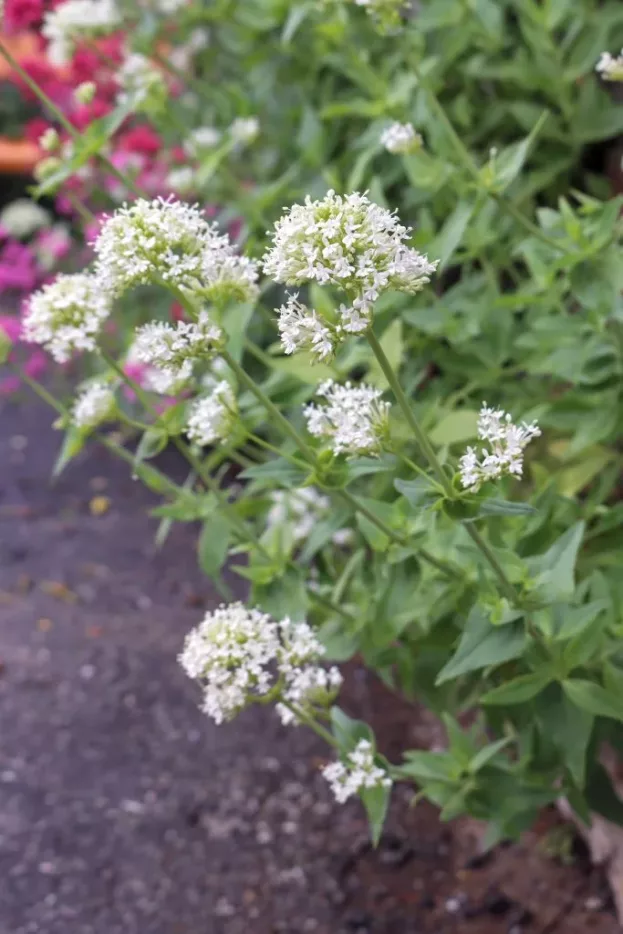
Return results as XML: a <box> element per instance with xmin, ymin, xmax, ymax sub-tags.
<box><xmin>0</xmin><ymin>242</ymin><xmax>38</xmax><ymax>293</ymax></box>
<box><xmin>4</xmin><ymin>0</ymin><xmax>43</xmax><ymax>32</ymax></box>
<box><xmin>118</xmin><ymin>125</ymin><xmax>162</xmax><ymax>156</ymax></box>
<box><xmin>0</xmin><ymin>315</ymin><xmax>22</xmax><ymax>342</ymax></box>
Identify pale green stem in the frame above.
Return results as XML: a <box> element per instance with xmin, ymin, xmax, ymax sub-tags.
<box><xmin>463</xmin><ymin>523</ymin><xmax>519</xmax><ymax>606</ymax></box>
<box><xmin>279</xmin><ymin>700</ymin><xmax>339</xmax><ymax>749</ymax></box>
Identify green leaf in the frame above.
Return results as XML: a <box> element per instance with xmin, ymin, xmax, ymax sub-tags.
<box><xmin>482</xmin><ymin>671</ymin><xmax>551</xmax><ymax>705</ymax></box>
<box><xmin>468</xmin><ymin>737</ymin><xmax>512</xmax><ymax>774</ymax></box>
<box><xmin>436</xmin><ymin>610</ymin><xmax>526</xmax><ymax>684</ymax></box>
<box><xmin>394</xmin><ymin>477</ymin><xmax>438</xmax><ymax>510</ymax></box>
<box><xmin>479</xmin><ymin>498</ymin><xmax>537</xmax><ymax>518</ymax></box>
<box><xmin>361</xmin><ymin>782</ymin><xmax>392</xmax><ymax>847</ymax></box>
<box><xmin>330</xmin><ymin>707</ymin><xmax>372</xmax><ymax>751</ymax></box>
<box><xmin>491</xmin><ymin>111</ymin><xmax>549</xmax><ymax>192</ymax></box>
<box><xmin>433</xmin><ymin>199</ymin><xmax>475</xmax><ymax>270</ymax></box>
<box><xmin>240</xmin><ymin>458</ymin><xmax>309</xmax><ymax>487</ymax></box>
<box><xmin>135</xmin><ymin>427</ymin><xmax>168</xmax><ymax>463</ymax></box>
<box><xmin>198</xmin><ymin>513</ymin><xmax>231</xmax><ymax>578</ymax></box>
<box><xmin>53</xmin><ymin>427</ymin><xmax>86</xmax><ymax>478</ymax></box>
<box><xmin>254</xmin><ymin>567</ymin><xmax>309</xmax><ymax>620</ymax></box>
<box><xmin>529</xmin><ymin>521</ymin><xmax>585</xmax><ymax>602</ymax></box>
<box><xmin>429</xmin><ymin>410</ymin><xmax>479</xmax><ymax>446</ymax></box>
<box><xmin>368</xmin><ymin>320</ymin><xmax>403</xmax><ymax>389</ymax></box>
<box><xmin>356</xmin><ymin>512</ymin><xmax>389</xmax><ymax>551</ymax></box>
<box><xmin>398</xmin><ymin>750</ymin><xmax>457</xmax><ymax>783</ymax></box>
<box><xmin>562</xmin><ymin>679</ymin><xmax>623</xmax><ymax>723</ymax></box>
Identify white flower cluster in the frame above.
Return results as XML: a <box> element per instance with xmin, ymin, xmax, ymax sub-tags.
<box><xmin>263</xmin><ymin>190</ymin><xmax>437</xmax><ymax>338</ymax></box>
<box><xmin>266</xmin><ymin>487</ymin><xmax>353</xmax><ymax>548</ymax></box>
<box><xmin>230</xmin><ymin>117</ymin><xmax>260</xmax><ymax>144</ymax></box>
<box><xmin>184</xmin><ymin>126</ymin><xmax>222</xmax><ymax>156</ymax></box>
<box><xmin>166</xmin><ymin>166</ymin><xmax>196</xmax><ymax>195</ymax></box>
<box><xmin>277</xmin><ymin>294</ymin><xmax>337</xmax><ymax>362</ymax></box>
<box><xmin>380</xmin><ymin>122</ymin><xmax>422</xmax><ymax>155</ymax></box>
<box><xmin>322</xmin><ymin>739</ymin><xmax>391</xmax><ymax>804</ymax></box>
<box><xmin>93</xmin><ymin>197</ymin><xmax>215</xmax><ymax>295</ymax></box>
<box><xmin>72</xmin><ymin>381</ymin><xmax>115</xmax><ymax>429</ymax></box>
<box><xmin>304</xmin><ymin>380</ymin><xmax>390</xmax><ymax>457</ymax></box>
<box><xmin>459</xmin><ymin>403</ymin><xmax>541</xmax><ymax>493</ymax></box>
<box><xmin>42</xmin><ymin>0</ymin><xmax>122</xmax><ymax>65</ymax></box>
<box><xmin>0</xmin><ymin>199</ymin><xmax>50</xmax><ymax>239</ymax></box>
<box><xmin>200</xmin><ymin>235</ymin><xmax>260</xmax><ymax>306</ymax></box>
<box><xmin>23</xmin><ymin>273</ymin><xmax>112</xmax><ymax>363</ymax></box>
<box><xmin>596</xmin><ymin>50</ymin><xmax>623</xmax><ymax>82</ymax></box>
<box><xmin>178</xmin><ymin>602</ymin><xmax>341</xmax><ymax>725</ymax></box>
<box><xmin>132</xmin><ymin>312</ymin><xmax>224</xmax><ymax>393</ymax></box>
<box><xmin>117</xmin><ymin>53</ymin><xmax>166</xmax><ymax>108</ymax></box>
<box><xmin>186</xmin><ymin>380</ymin><xmax>237</xmax><ymax>447</ymax></box>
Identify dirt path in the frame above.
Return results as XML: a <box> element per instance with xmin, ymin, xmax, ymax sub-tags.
<box><xmin>0</xmin><ymin>396</ymin><xmax>619</xmax><ymax>934</ymax></box>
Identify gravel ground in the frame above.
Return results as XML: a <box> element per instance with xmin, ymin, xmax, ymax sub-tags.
<box><xmin>0</xmin><ymin>395</ymin><xmax>620</xmax><ymax>934</ymax></box>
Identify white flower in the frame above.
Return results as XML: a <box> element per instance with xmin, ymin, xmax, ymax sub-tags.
<box><xmin>132</xmin><ymin>312</ymin><xmax>224</xmax><ymax>393</ymax></box>
<box><xmin>186</xmin><ymin>380</ymin><xmax>237</xmax><ymax>446</ymax></box>
<box><xmin>39</xmin><ymin>128</ymin><xmax>60</xmax><ymax>153</ymax></box>
<box><xmin>93</xmin><ymin>197</ymin><xmax>219</xmax><ymax>295</ymax></box>
<box><xmin>42</xmin><ymin>0</ymin><xmax>121</xmax><ymax>65</ymax></box>
<box><xmin>596</xmin><ymin>50</ymin><xmax>623</xmax><ymax>82</ymax></box>
<box><xmin>117</xmin><ymin>53</ymin><xmax>166</xmax><ymax>108</ymax></box>
<box><xmin>23</xmin><ymin>273</ymin><xmax>112</xmax><ymax>363</ymax></box>
<box><xmin>277</xmin><ymin>294</ymin><xmax>337</xmax><ymax>362</ymax></box>
<box><xmin>322</xmin><ymin>739</ymin><xmax>391</xmax><ymax>804</ymax></box>
<box><xmin>0</xmin><ymin>199</ymin><xmax>50</xmax><ymax>239</ymax></box>
<box><xmin>184</xmin><ymin>126</ymin><xmax>222</xmax><ymax>155</ymax></box>
<box><xmin>266</xmin><ymin>487</ymin><xmax>354</xmax><ymax>548</ymax></box>
<box><xmin>230</xmin><ymin>116</ymin><xmax>259</xmax><ymax>144</ymax></box>
<box><xmin>263</xmin><ymin>190</ymin><xmax>437</xmax><ymax>334</ymax></box>
<box><xmin>458</xmin><ymin>402</ymin><xmax>541</xmax><ymax>493</ymax></box>
<box><xmin>380</xmin><ymin>122</ymin><xmax>422</xmax><ymax>155</ymax></box>
<box><xmin>74</xmin><ymin>80</ymin><xmax>96</xmax><ymax>104</ymax></box>
<box><xmin>179</xmin><ymin>603</ymin><xmax>340</xmax><ymax>724</ymax></box>
<box><xmin>166</xmin><ymin>166</ymin><xmax>196</xmax><ymax>194</ymax></box>
<box><xmin>200</xmin><ymin>236</ymin><xmax>260</xmax><ymax>306</ymax></box>
<box><xmin>72</xmin><ymin>381</ymin><xmax>115</xmax><ymax>429</ymax></box>
<box><xmin>304</xmin><ymin>380</ymin><xmax>390</xmax><ymax>457</ymax></box>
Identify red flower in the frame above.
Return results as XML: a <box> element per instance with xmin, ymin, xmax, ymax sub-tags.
<box><xmin>117</xmin><ymin>125</ymin><xmax>162</xmax><ymax>156</ymax></box>
<box><xmin>4</xmin><ymin>0</ymin><xmax>43</xmax><ymax>32</ymax></box>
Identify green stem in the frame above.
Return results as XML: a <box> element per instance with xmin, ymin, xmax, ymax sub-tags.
<box><xmin>464</xmin><ymin>523</ymin><xmax>518</xmax><ymax>605</ymax></box>
<box><xmin>366</xmin><ymin>329</ymin><xmax>452</xmax><ymax>494</ymax></box>
<box><xmin>222</xmin><ymin>349</ymin><xmax>317</xmax><ymax>462</ymax></box>
<box><xmin>279</xmin><ymin>700</ymin><xmax>339</xmax><ymax>748</ymax></box>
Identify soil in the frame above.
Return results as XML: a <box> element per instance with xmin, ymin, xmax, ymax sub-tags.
<box><xmin>0</xmin><ymin>394</ymin><xmax>621</xmax><ymax>934</ymax></box>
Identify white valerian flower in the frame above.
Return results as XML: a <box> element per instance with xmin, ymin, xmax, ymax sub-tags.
<box><xmin>458</xmin><ymin>402</ymin><xmax>541</xmax><ymax>493</ymax></box>
<box><xmin>93</xmin><ymin>197</ymin><xmax>219</xmax><ymax>295</ymax></box>
<box><xmin>42</xmin><ymin>0</ymin><xmax>121</xmax><ymax>65</ymax></box>
<box><xmin>277</xmin><ymin>294</ymin><xmax>337</xmax><ymax>362</ymax></box>
<box><xmin>0</xmin><ymin>199</ymin><xmax>50</xmax><ymax>239</ymax></box>
<box><xmin>200</xmin><ymin>236</ymin><xmax>260</xmax><ymax>306</ymax></box>
<box><xmin>322</xmin><ymin>739</ymin><xmax>391</xmax><ymax>804</ymax></box>
<box><xmin>74</xmin><ymin>80</ymin><xmax>96</xmax><ymax>105</ymax></box>
<box><xmin>230</xmin><ymin>116</ymin><xmax>260</xmax><ymax>144</ymax></box>
<box><xmin>166</xmin><ymin>166</ymin><xmax>196</xmax><ymax>194</ymax></box>
<box><xmin>380</xmin><ymin>122</ymin><xmax>422</xmax><ymax>155</ymax></box>
<box><xmin>39</xmin><ymin>128</ymin><xmax>60</xmax><ymax>153</ymax></box>
<box><xmin>596</xmin><ymin>50</ymin><xmax>623</xmax><ymax>82</ymax></box>
<box><xmin>266</xmin><ymin>487</ymin><xmax>354</xmax><ymax>548</ymax></box>
<box><xmin>23</xmin><ymin>272</ymin><xmax>112</xmax><ymax>363</ymax></box>
<box><xmin>179</xmin><ymin>603</ymin><xmax>340</xmax><ymax>725</ymax></box>
<box><xmin>304</xmin><ymin>380</ymin><xmax>390</xmax><ymax>457</ymax></box>
<box><xmin>132</xmin><ymin>312</ymin><xmax>224</xmax><ymax>393</ymax></box>
<box><xmin>263</xmin><ymin>190</ymin><xmax>437</xmax><ymax>335</ymax></box>
<box><xmin>117</xmin><ymin>53</ymin><xmax>166</xmax><ymax>109</ymax></box>
<box><xmin>186</xmin><ymin>380</ymin><xmax>237</xmax><ymax>446</ymax></box>
<box><xmin>184</xmin><ymin>126</ymin><xmax>222</xmax><ymax>155</ymax></box>
<box><xmin>72</xmin><ymin>381</ymin><xmax>115</xmax><ymax>429</ymax></box>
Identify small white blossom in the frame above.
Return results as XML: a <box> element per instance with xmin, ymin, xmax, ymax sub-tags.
<box><xmin>596</xmin><ymin>50</ymin><xmax>623</xmax><ymax>82</ymax></box>
<box><xmin>93</xmin><ymin>197</ymin><xmax>219</xmax><ymax>295</ymax></box>
<box><xmin>186</xmin><ymin>380</ymin><xmax>237</xmax><ymax>446</ymax></box>
<box><xmin>380</xmin><ymin>122</ymin><xmax>422</xmax><ymax>155</ymax></box>
<box><xmin>263</xmin><ymin>190</ymin><xmax>437</xmax><ymax>334</ymax></box>
<box><xmin>42</xmin><ymin>0</ymin><xmax>122</xmax><ymax>65</ymax></box>
<box><xmin>72</xmin><ymin>381</ymin><xmax>115</xmax><ymax>429</ymax></box>
<box><xmin>23</xmin><ymin>273</ymin><xmax>112</xmax><ymax>363</ymax></box>
<box><xmin>74</xmin><ymin>80</ymin><xmax>96</xmax><ymax>105</ymax></box>
<box><xmin>304</xmin><ymin>380</ymin><xmax>390</xmax><ymax>457</ymax></box>
<box><xmin>458</xmin><ymin>402</ymin><xmax>541</xmax><ymax>493</ymax></box>
<box><xmin>0</xmin><ymin>199</ymin><xmax>50</xmax><ymax>239</ymax></box>
<box><xmin>277</xmin><ymin>294</ymin><xmax>337</xmax><ymax>362</ymax></box>
<box><xmin>132</xmin><ymin>312</ymin><xmax>224</xmax><ymax>393</ymax></box>
<box><xmin>266</xmin><ymin>487</ymin><xmax>354</xmax><ymax>548</ymax></box>
<box><xmin>200</xmin><ymin>236</ymin><xmax>259</xmax><ymax>306</ymax></box>
<box><xmin>166</xmin><ymin>166</ymin><xmax>196</xmax><ymax>194</ymax></box>
<box><xmin>322</xmin><ymin>739</ymin><xmax>391</xmax><ymax>804</ymax></box>
<box><xmin>117</xmin><ymin>53</ymin><xmax>166</xmax><ymax>108</ymax></box>
<box><xmin>184</xmin><ymin>126</ymin><xmax>222</xmax><ymax>155</ymax></box>
<box><xmin>230</xmin><ymin>116</ymin><xmax>259</xmax><ymax>144</ymax></box>
<box><xmin>39</xmin><ymin>128</ymin><xmax>60</xmax><ymax>153</ymax></box>
<box><xmin>179</xmin><ymin>603</ymin><xmax>340</xmax><ymax>725</ymax></box>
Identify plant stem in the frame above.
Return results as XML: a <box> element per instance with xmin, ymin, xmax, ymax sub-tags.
<box><xmin>463</xmin><ymin>523</ymin><xmax>518</xmax><ymax>605</ymax></box>
<box><xmin>366</xmin><ymin>329</ymin><xmax>451</xmax><ymax>493</ymax></box>
<box><xmin>279</xmin><ymin>700</ymin><xmax>339</xmax><ymax>749</ymax></box>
